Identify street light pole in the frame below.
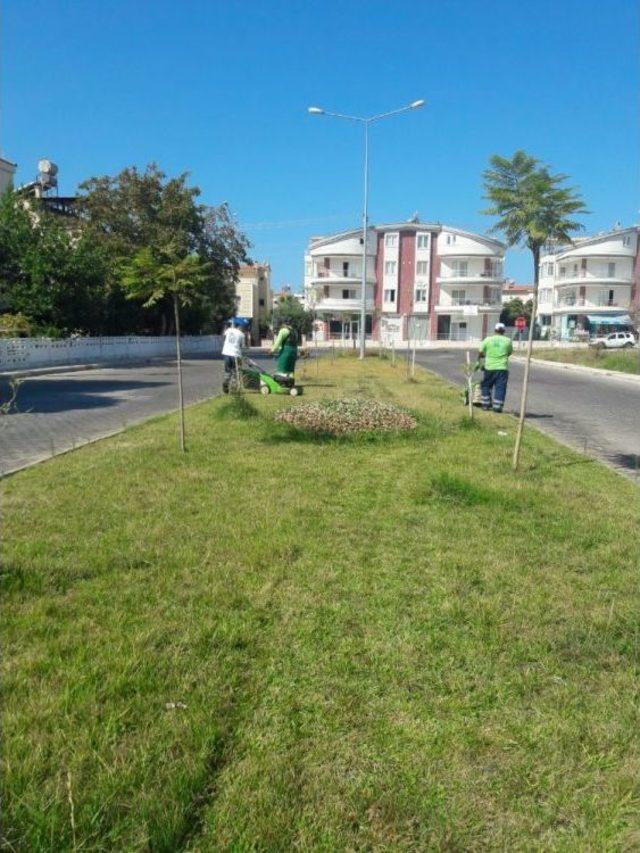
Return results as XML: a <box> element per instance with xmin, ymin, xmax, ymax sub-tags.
<box><xmin>308</xmin><ymin>100</ymin><xmax>425</xmax><ymax>359</ymax></box>
<box><xmin>360</xmin><ymin>119</ymin><xmax>369</xmax><ymax>359</ymax></box>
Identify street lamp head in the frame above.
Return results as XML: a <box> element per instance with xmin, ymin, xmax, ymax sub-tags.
<box><xmin>307</xmin><ymin>106</ymin><xmax>325</xmax><ymax>115</ymax></box>
<box><xmin>410</xmin><ymin>99</ymin><xmax>426</xmax><ymax>109</ymax></box>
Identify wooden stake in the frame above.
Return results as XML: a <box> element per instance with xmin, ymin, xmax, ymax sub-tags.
<box><xmin>173</xmin><ymin>295</ymin><xmax>186</xmax><ymax>453</ymax></box>
<box><xmin>465</xmin><ymin>350</ymin><xmax>474</xmax><ymax>420</ymax></box>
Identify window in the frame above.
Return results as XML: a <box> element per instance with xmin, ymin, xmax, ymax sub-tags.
<box><xmin>415</xmin><ymin>288</ymin><xmax>428</xmax><ymax>302</ymax></box>
<box><xmin>323</xmin><ymin>285</ymin><xmax>329</xmax><ymax>297</ymax></box>
<box><xmin>573</xmin><ymin>263</ymin><xmax>579</xmax><ymax>276</ymax></box>
<box><xmin>623</xmin><ymin>235</ymin><xmax>631</xmax><ymax>247</ymax></box>
<box><xmin>416</xmin><ymin>260</ymin><xmax>429</xmax><ymax>276</ymax></box>
<box><xmin>417</xmin><ymin>233</ymin><xmax>429</xmax><ymax>249</ymax></box>
<box><xmin>607</xmin><ymin>262</ymin><xmax>616</xmax><ymax>278</ymax></box>
<box><xmin>385</xmin><ymin>260</ymin><xmax>397</xmax><ymax>275</ymax></box>
<box><xmin>559</xmin><ymin>266</ymin><xmax>566</xmax><ymax>278</ymax></box>
<box><xmin>342</xmin><ymin>261</ymin><xmax>350</xmax><ymax>277</ymax></box>
<box><xmin>305</xmin><ymin>262</ymin><xmax>312</xmax><ymax>276</ymax></box>
<box><xmin>342</xmin><ymin>289</ymin><xmax>356</xmax><ymax>299</ymax></box>
<box><xmin>451</xmin><ymin>289</ymin><xmax>466</xmax><ymax>305</ymax></box>
<box><xmin>385</xmin><ymin>234</ymin><xmax>397</xmax><ymax>248</ymax></box>
<box><xmin>259</xmin><ymin>298</ymin><xmax>265</xmax><ymax>306</ymax></box>
<box><xmin>445</xmin><ymin>233</ymin><xmax>457</xmax><ymax>245</ymax></box>
<box><xmin>451</xmin><ymin>260</ymin><xmax>468</xmax><ymax>277</ymax></box>
<box><xmin>547</xmin><ymin>262</ymin><xmax>555</xmax><ymax>276</ymax></box>
<box><xmin>384</xmin><ymin>289</ymin><xmax>396</xmax><ymax>303</ymax></box>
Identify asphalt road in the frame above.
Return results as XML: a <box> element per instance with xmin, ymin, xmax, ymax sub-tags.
<box><xmin>0</xmin><ymin>354</ymin><xmax>270</xmax><ymax>476</ymax></box>
<box><xmin>415</xmin><ymin>349</ymin><xmax>640</xmax><ymax>479</ymax></box>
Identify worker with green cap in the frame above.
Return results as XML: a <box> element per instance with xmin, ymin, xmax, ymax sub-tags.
<box><xmin>477</xmin><ymin>322</ymin><xmax>513</xmax><ymax>412</ymax></box>
<box><xmin>271</xmin><ymin>321</ymin><xmax>299</xmax><ymax>377</ymax></box>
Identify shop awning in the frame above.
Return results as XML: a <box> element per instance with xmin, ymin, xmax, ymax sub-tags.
<box><xmin>586</xmin><ymin>314</ymin><xmax>631</xmax><ymax>326</ymax></box>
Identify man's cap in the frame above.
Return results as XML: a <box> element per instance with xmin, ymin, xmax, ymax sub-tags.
<box><xmin>495</xmin><ymin>322</ymin><xmax>506</xmax><ymax>331</ymax></box>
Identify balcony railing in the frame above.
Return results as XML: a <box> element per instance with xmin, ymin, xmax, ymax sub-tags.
<box><xmin>450</xmin><ymin>298</ymin><xmax>502</xmax><ymax>307</ymax></box>
<box><xmin>555</xmin><ymin>297</ymin><xmax>625</xmax><ymax>308</ymax></box>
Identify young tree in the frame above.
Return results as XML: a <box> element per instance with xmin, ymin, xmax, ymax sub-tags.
<box><xmin>483</xmin><ymin>151</ymin><xmax>587</xmax><ymax>470</ymax></box>
<box><xmin>121</xmin><ymin>246</ymin><xmax>211</xmax><ymax>451</ymax></box>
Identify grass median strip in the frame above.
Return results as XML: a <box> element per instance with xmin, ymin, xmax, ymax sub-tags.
<box><xmin>532</xmin><ymin>347</ymin><xmax>639</xmax><ymax>375</ymax></box>
<box><xmin>2</xmin><ymin>356</ymin><xmax>640</xmax><ymax>850</ymax></box>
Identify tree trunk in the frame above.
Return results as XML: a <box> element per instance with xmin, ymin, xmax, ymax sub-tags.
<box><xmin>173</xmin><ymin>294</ymin><xmax>186</xmax><ymax>453</ymax></box>
<box><xmin>512</xmin><ymin>245</ymin><xmax>540</xmax><ymax>470</ymax></box>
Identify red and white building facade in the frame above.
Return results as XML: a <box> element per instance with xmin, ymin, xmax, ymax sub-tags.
<box><xmin>304</xmin><ymin>222</ymin><xmax>505</xmax><ymax>342</ymax></box>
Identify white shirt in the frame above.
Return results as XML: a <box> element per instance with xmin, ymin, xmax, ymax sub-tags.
<box><xmin>222</xmin><ymin>327</ymin><xmax>245</xmax><ymax>358</ymax></box>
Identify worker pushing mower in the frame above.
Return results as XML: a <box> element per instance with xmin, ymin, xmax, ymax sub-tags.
<box><xmin>222</xmin><ymin>318</ymin><xmax>302</xmax><ymax>396</ymax></box>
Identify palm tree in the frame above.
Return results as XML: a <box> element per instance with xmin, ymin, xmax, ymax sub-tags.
<box><xmin>121</xmin><ymin>246</ymin><xmax>211</xmax><ymax>452</ymax></box>
<box><xmin>483</xmin><ymin>151</ymin><xmax>587</xmax><ymax>470</ymax></box>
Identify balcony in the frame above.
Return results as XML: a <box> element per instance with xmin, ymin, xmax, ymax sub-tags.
<box><xmin>434</xmin><ymin>300</ymin><xmax>501</xmax><ymax>315</ymax></box>
<box><xmin>438</xmin><ymin>272</ymin><xmax>504</xmax><ymax>284</ymax></box>
<box><xmin>555</xmin><ymin>274</ymin><xmax>632</xmax><ymax>286</ymax></box>
<box><xmin>553</xmin><ymin>297</ymin><xmax>629</xmax><ymax>313</ymax></box>
<box><xmin>308</xmin><ymin>267</ymin><xmax>376</xmax><ymax>285</ymax></box>
<box><xmin>313</xmin><ymin>297</ymin><xmax>374</xmax><ymax>314</ymax></box>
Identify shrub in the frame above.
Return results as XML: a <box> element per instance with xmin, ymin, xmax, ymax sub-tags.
<box><xmin>274</xmin><ymin>397</ymin><xmax>417</xmax><ymax>436</ymax></box>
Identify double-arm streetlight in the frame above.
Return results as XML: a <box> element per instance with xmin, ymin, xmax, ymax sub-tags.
<box><xmin>308</xmin><ymin>99</ymin><xmax>425</xmax><ymax>358</ymax></box>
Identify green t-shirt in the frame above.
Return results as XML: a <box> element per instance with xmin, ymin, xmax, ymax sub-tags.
<box><xmin>479</xmin><ymin>334</ymin><xmax>513</xmax><ymax>370</ymax></box>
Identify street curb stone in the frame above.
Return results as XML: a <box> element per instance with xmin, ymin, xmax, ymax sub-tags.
<box><xmin>512</xmin><ymin>355</ymin><xmax>640</xmax><ymax>384</ymax></box>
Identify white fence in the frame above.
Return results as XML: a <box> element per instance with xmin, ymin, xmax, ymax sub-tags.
<box><xmin>0</xmin><ymin>335</ymin><xmax>223</xmax><ymax>373</ymax></box>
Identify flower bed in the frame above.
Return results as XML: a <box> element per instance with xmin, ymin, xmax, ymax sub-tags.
<box><xmin>274</xmin><ymin>397</ymin><xmax>417</xmax><ymax>436</ymax></box>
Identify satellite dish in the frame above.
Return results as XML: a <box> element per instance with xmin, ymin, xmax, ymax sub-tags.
<box><xmin>38</xmin><ymin>159</ymin><xmax>58</xmax><ymax>176</ymax></box>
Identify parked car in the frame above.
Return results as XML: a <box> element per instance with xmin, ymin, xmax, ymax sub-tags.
<box><xmin>589</xmin><ymin>331</ymin><xmax>636</xmax><ymax>349</ymax></box>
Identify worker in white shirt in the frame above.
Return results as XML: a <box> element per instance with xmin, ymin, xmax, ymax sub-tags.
<box><xmin>221</xmin><ymin>319</ymin><xmax>245</xmax><ymax>392</ymax></box>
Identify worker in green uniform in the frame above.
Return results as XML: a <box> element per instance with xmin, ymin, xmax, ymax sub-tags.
<box><xmin>271</xmin><ymin>322</ymin><xmax>299</xmax><ymax>377</ymax></box>
<box><xmin>478</xmin><ymin>322</ymin><xmax>513</xmax><ymax>412</ymax></box>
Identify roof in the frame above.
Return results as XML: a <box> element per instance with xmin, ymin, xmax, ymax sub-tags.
<box><xmin>543</xmin><ymin>225</ymin><xmax>638</xmax><ymax>259</ymax></box>
<box><xmin>308</xmin><ymin>222</ymin><xmax>505</xmax><ymax>251</ymax></box>
<box><xmin>503</xmin><ymin>282</ymin><xmax>534</xmax><ymax>292</ymax></box>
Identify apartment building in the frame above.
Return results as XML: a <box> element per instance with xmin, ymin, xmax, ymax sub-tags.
<box><xmin>304</xmin><ymin>221</ymin><xmax>505</xmax><ymax>342</ymax></box>
<box><xmin>235</xmin><ymin>263</ymin><xmax>272</xmax><ymax>343</ymax></box>
<box><xmin>537</xmin><ymin>226</ymin><xmax>639</xmax><ymax>340</ymax></box>
<box><xmin>0</xmin><ymin>156</ymin><xmax>16</xmax><ymax>194</ymax></box>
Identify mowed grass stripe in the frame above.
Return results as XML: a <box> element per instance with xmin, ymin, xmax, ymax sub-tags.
<box><xmin>2</xmin><ymin>357</ymin><xmax>640</xmax><ymax>850</ymax></box>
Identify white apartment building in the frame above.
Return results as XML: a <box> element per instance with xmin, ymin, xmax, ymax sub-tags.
<box><xmin>304</xmin><ymin>221</ymin><xmax>505</xmax><ymax>342</ymax></box>
<box><xmin>235</xmin><ymin>263</ymin><xmax>272</xmax><ymax>343</ymax></box>
<box><xmin>537</xmin><ymin>226</ymin><xmax>639</xmax><ymax>340</ymax></box>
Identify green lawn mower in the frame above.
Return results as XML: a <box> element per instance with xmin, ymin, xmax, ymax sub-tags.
<box><xmin>225</xmin><ymin>358</ymin><xmax>302</xmax><ymax>397</ymax></box>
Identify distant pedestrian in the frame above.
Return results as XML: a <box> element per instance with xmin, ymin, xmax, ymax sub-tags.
<box><xmin>222</xmin><ymin>319</ymin><xmax>245</xmax><ymax>392</ymax></box>
<box><xmin>478</xmin><ymin>322</ymin><xmax>513</xmax><ymax>413</ymax></box>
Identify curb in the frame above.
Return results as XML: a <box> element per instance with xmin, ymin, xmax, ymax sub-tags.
<box><xmin>511</xmin><ymin>356</ymin><xmax>640</xmax><ymax>384</ymax></box>
<box><xmin>0</xmin><ymin>362</ymin><xmax>139</xmax><ymax>380</ymax></box>
<box><xmin>0</xmin><ymin>353</ymin><xmax>225</xmax><ymax>381</ymax></box>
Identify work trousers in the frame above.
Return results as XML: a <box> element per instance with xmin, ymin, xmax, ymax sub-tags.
<box><xmin>480</xmin><ymin>369</ymin><xmax>509</xmax><ymax>412</ymax></box>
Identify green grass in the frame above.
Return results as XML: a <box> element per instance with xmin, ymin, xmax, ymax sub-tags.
<box><xmin>2</xmin><ymin>357</ymin><xmax>640</xmax><ymax>850</ymax></box>
<box><xmin>533</xmin><ymin>347</ymin><xmax>640</xmax><ymax>374</ymax></box>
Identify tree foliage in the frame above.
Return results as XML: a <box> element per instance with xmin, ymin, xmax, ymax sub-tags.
<box><xmin>0</xmin><ymin>163</ymin><xmax>250</xmax><ymax>337</ymax></box>
<box><xmin>272</xmin><ymin>295</ymin><xmax>314</xmax><ymax>337</ymax></box>
<box><xmin>0</xmin><ymin>192</ymin><xmax>111</xmax><ymax>335</ymax></box>
<box><xmin>500</xmin><ymin>297</ymin><xmax>533</xmax><ymax>326</ymax></box>
<box><xmin>483</xmin><ymin>150</ymin><xmax>588</xmax><ymax>282</ymax></box>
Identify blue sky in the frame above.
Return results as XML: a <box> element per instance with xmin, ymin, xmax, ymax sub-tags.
<box><xmin>3</xmin><ymin>0</ymin><xmax>638</xmax><ymax>289</ymax></box>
